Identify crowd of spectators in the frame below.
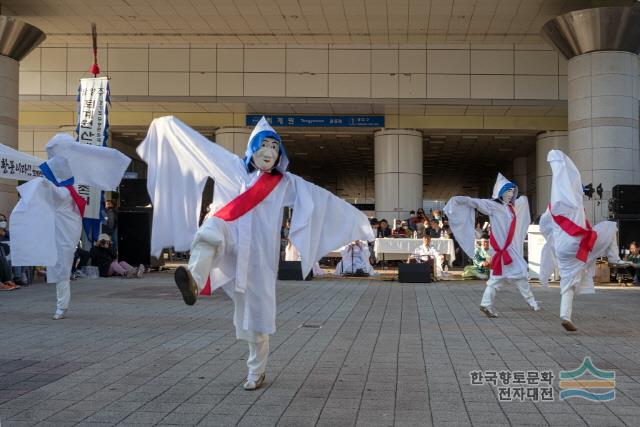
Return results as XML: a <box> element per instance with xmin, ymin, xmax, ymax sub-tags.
<box><xmin>369</xmin><ymin>208</ymin><xmax>454</xmax><ymax>240</ymax></box>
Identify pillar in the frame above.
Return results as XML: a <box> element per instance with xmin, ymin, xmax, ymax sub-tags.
<box><xmin>512</xmin><ymin>157</ymin><xmax>528</xmax><ymax>196</ymax></box>
<box><xmin>374</xmin><ymin>129</ymin><xmax>422</xmax><ymax>221</ymax></box>
<box><xmin>214</xmin><ymin>127</ymin><xmax>251</xmax><ymax>157</ymax></box>
<box><xmin>535</xmin><ymin>131</ymin><xmax>568</xmax><ymax>216</ymax></box>
<box><xmin>568</xmin><ymin>52</ymin><xmax>640</xmax><ymax>222</ymax></box>
<box><xmin>541</xmin><ymin>6</ymin><xmax>640</xmax><ymax>222</ymax></box>
<box><xmin>0</xmin><ymin>17</ymin><xmax>45</xmax><ymax>214</ymax></box>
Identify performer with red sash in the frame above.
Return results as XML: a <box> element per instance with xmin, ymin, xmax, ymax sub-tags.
<box><xmin>10</xmin><ymin>134</ymin><xmax>130</xmax><ymax>320</ymax></box>
<box><xmin>539</xmin><ymin>150</ymin><xmax>625</xmax><ymax>332</ymax></box>
<box><xmin>137</xmin><ymin>116</ymin><xmax>373</xmax><ymax>391</ymax></box>
<box><xmin>445</xmin><ymin>173</ymin><xmax>539</xmax><ymax>318</ymax></box>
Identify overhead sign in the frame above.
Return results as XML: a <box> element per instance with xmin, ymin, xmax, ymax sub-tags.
<box><xmin>246</xmin><ymin>115</ymin><xmax>384</xmax><ymax>127</ymax></box>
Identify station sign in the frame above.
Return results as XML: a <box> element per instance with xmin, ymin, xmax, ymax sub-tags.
<box><xmin>246</xmin><ymin>115</ymin><xmax>384</xmax><ymax>127</ymax></box>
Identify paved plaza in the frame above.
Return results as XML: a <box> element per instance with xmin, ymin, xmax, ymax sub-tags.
<box><xmin>1</xmin><ymin>271</ymin><xmax>640</xmax><ymax>426</ymax></box>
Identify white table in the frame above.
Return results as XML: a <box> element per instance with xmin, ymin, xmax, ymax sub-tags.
<box><xmin>373</xmin><ymin>238</ymin><xmax>456</xmax><ymax>264</ymax></box>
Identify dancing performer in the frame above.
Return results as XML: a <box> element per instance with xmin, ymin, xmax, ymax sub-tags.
<box><xmin>137</xmin><ymin>116</ymin><xmax>373</xmax><ymax>390</ymax></box>
<box><xmin>445</xmin><ymin>173</ymin><xmax>539</xmax><ymax>318</ymax></box>
<box><xmin>10</xmin><ymin>134</ymin><xmax>130</xmax><ymax>320</ymax></box>
<box><xmin>539</xmin><ymin>150</ymin><xmax>625</xmax><ymax>332</ymax></box>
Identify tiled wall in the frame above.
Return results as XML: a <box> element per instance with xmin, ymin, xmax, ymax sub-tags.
<box><xmin>19</xmin><ymin>44</ymin><xmax>568</xmax><ymax>101</ymax></box>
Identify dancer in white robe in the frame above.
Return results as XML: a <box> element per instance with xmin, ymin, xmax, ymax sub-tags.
<box><xmin>137</xmin><ymin>116</ymin><xmax>373</xmax><ymax>390</ymax></box>
<box><xmin>10</xmin><ymin>134</ymin><xmax>130</xmax><ymax>319</ymax></box>
<box><xmin>539</xmin><ymin>150</ymin><xmax>624</xmax><ymax>332</ymax></box>
<box><xmin>285</xmin><ymin>240</ymin><xmax>326</xmax><ymax>277</ymax></box>
<box><xmin>445</xmin><ymin>174</ymin><xmax>539</xmax><ymax>318</ymax></box>
<box><xmin>335</xmin><ymin>240</ymin><xmax>377</xmax><ymax>276</ymax></box>
<box><xmin>408</xmin><ymin>235</ymin><xmax>444</xmax><ymax>280</ymax></box>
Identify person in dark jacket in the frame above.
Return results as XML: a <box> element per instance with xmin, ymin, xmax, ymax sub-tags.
<box><xmin>377</xmin><ymin>219</ymin><xmax>392</xmax><ymax>238</ymax></box>
<box><xmin>90</xmin><ymin>234</ymin><xmax>143</xmax><ymax>278</ymax></box>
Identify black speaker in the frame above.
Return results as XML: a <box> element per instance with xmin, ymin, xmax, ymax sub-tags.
<box><xmin>117</xmin><ymin>208</ymin><xmax>152</xmax><ymax>266</ymax></box>
<box><xmin>119</xmin><ymin>179</ymin><xmax>151</xmax><ymax>208</ymax></box>
<box><xmin>278</xmin><ymin>261</ymin><xmax>312</xmax><ymax>281</ymax></box>
<box><xmin>617</xmin><ymin>218</ymin><xmax>640</xmax><ymax>252</ymax></box>
<box><xmin>398</xmin><ymin>262</ymin><xmax>432</xmax><ymax>283</ymax></box>
<box><xmin>609</xmin><ymin>199</ymin><xmax>640</xmax><ymax>215</ymax></box>
<box><xmin>612</xmin><ymin>185</ymin><xmax>640</xmax><ymax>203</ymax></box>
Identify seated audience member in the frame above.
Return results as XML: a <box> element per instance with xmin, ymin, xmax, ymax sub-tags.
<box><xmin>408</xmin><ymin>235</ymin><xmax>443</xmax><ymax>280</ymax></box>
<box><xmin>335</xmin><ymin>240</ymin><xmax>377</xmax><ymax>276</ymax></box>
<box><xmin>462</xmin><ymin>238</ymin><xmax>491</xmax><ymax>280</ymax></box>
<box><xmin>377</xmin><ymin>219</ymin><xmax>391</xmax><ymax>238</ymax></box>
<box><xmin>432</xmin><ymin>209</ymin><xmax>443</xmax><ymax>226</ymax></box>
<box><xmin>369</xmin><ymin>218</ymin><xmax>379</xmax><ymax>235</ymax></box>
<box><xmin>394</xmin><ymin>221</ymin><xmax>410</xmax><ymax>237</ymax></box>
<box><xmin>624</xmin><ymin>241</ymin><xmax>640</xmax><ymax>285</ymax></box>
<box><xmin>90</xmin><ymin>234</ymin><xmax>144</xmax><ymax>278</ymax></box>
<box><xmin>414</xmin><ymin>215</ymin><xmax>426</xmax><ymax>238</ymax></box>
<box><xmin>474</xmin><ymin>222</ymin><xmax>484</xmax><ymax>239</ymax></box>
<box><xmin>417</xmin><ymin>208</ymin><xmax>426</xmax><ymax>217</ymax></box>
<box><xmin>407</xmin><ymin>211</ymin><xmax>417</xmax><ymax>232</ymax></box>
<box><xmin>71</xmin><ymin>242</ymin><xmax>91</xmax><ymax>280</ymax></box>
<box><xmin>429</xmin><ymin>220</ymin><xmax>443</xmax><ymax>238</ymax></box>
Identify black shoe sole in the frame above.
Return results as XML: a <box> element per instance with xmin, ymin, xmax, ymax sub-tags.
<box><xmin>480</xmin><ymin>306</ymin><xmax>498</xmax><ymax>318</ymax></box>
<box><xmin>175</xmin><ymin>266</ymin><xmax>197</xmax><ymax>306</ymax></box>
<box><xmin>561</xmin><ymin>320</ymin><xmax>577</xmax><ymax>332</ymax></box>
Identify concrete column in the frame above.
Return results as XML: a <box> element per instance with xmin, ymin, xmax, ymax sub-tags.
<box><xmin>0</xmin><ymin>55</ymin><xmax>19</xmax><ymax>212</ymax></box>
<box><xmin>568</xmin><ymin>51</ymin><xmax>640</xmax><ymax>222</ymax></box>
<box><xmin>512</xmin><ymin>156</ymin><xmax>528</xmax><ymax>195</ymax></box>
<box><xmin>214</xmin><ymin>127</ymin><xmax>251</xmax><ymax>157</ymax></box>
<box><xmin>0</xmin><ymin>17</ymin><xmax>45</xmax><ymax>215</ymax></box>
<box><xmin>374</xmin><ymin>129</ymin><xmax>422</xmax><ymax>221</ymax></box>
<box><xmin>535</xmin><ymin>131</ymin><xmax>568</xmax><ymax>216</ymax></box>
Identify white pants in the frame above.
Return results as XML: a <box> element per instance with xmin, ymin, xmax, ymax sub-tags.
<box><xmin>56</xmin><ymin>280</ymin><xmax>70</xmax><ymax>313</ymax></box>
<box><xmin>560</xmin><ymin>287</ymin><xmax>575</xmax><ymax>320</ymax></box>
<box><xmin>188</xmin><ymin>217</ymin><xmax>231</xmax><ymax>291</ymax></box>
<box><xmin>233</xmin><ymin>292</ymin><xmax>269</xmax><ymax>380</ymax></box>
<box><xmin>481</xmin><ymin>277</ymin><xmax>535</xmax><ymax>307</ymax></box>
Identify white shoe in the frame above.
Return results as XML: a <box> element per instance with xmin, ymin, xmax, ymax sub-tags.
<box><xmin>243</xmin><ymin>373</ymin><xmax>265</xmax><ymax>391</ymax></box>
<box><xmin>480</xmin><ymin>305</ymin><xmax>499</xmax><ymax>318</ymax></box>
<box><xmin>136</xmin><ymin>264</ymin><xmax>145</xmax><ymax>278</ymax></box>
<box><xmin>53</xmin><ymin>310</ymin><xmax>66</xmax><ymax>320</ymax></box>
<box><xmin>529</xmin><ymin>301</ymin><xmax>541</xmax><ymax>311</ymax></box>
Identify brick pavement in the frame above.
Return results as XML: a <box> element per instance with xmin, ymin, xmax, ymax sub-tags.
<box><xmin>1</xmin><ymin>271</ymin><xmax>640</xmax><ymax>426</ymax></box>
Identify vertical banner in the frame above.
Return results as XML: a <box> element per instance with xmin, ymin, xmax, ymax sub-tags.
<box><xmin>76</xmin><ymin>76</ymin><xmax>110</xmax><ymax>241</ymax></box>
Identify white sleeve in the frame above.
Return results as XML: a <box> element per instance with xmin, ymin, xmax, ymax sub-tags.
<box><xmin>136</xmin><ymin>116</ymin><xmax>247</xmax><ymax>256</ymax></box>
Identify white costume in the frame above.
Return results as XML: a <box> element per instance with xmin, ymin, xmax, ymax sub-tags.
<box><xmin>10</xmin><ymin>135</ymin><xmax>130</xmax><ymax>319</ymax></box>
<box><xmin>410</xmin><ymin>243</ymin><xmax>443</xmax><ymax>279</ymax></box>
<box><xmin>335</xmin><ymin>241</ymin><xmax>377</xmax><ymax>276</ymax></box>
<box><xmin>285</xmin><ymin>241</ymin><xmax>325</xmax><ymax>276</ymax></box>
<box><xmin>539</xmin><ymin>150</ymin><xmax>621</xmax><ymax>330</ymax></box>
<box><xmin>137</xmin><ymin>116</ymin><xmax>373</xmax><ymax>388</ymax></box>
<box><xmin>445</xmin><ymin>174</ymin><xmax>538</xmax><ymax>317</ymax></box>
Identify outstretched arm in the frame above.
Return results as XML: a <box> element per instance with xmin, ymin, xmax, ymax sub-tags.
<box><xmin>444</xmin><ymin>195</ymin><xmax>497</xmax><ymax>259</ymax></box>
<box><xmin>287</xmin><ymin>174</ymin><xmax>375</xmax><ymax>277</ymax></box>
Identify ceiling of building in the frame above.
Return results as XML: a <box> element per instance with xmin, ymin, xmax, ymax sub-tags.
<box><xmin>4</xmin><ymin>0</ymin><xmax>596</xmax><ymax>45</ymax></box>
<box><xmin>113</xmin><ymin>127</ymin><xmax>536</xmax><ymax>201</ymax></box>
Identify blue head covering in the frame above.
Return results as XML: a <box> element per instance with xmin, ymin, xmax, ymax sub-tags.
<box><xmin>244</xmin><ymin>116</ymin><xmax>289</xmax><ymax>174</ymax></box>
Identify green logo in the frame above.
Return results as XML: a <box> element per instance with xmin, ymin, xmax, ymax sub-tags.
<box><xmin>559</xmin><ymin>357</ymin><xmax>615</xmax><ymax>401</ymax></box>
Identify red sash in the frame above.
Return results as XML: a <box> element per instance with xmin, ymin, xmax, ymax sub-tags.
<box><xmin>489</xmin><ymin>204</ymin><xmax>516</xmax><ymax>276</ymax></box>
<box><xmin>66</xmin><ymin>186</ymin><xmax>87</xmax><ymax>217</ymax></box>
<box><xmin>200</xmin><ymin>172</ymin><xmax>283</xmax><ymax>295</ymax></box>
<box><xmin>548</xmin><ymin>204</ymin><xmax>597</xmax><ymax>263</ymax></box>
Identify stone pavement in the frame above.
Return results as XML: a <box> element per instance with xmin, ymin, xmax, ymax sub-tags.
<box><xmin>1</xmin><ymin>271</ymin><xmax>640</xmax><ymax>426</ymax></box>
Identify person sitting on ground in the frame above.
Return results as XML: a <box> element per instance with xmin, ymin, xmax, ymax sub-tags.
<box><xmin>462</xmin><ymin>238</ymin><xmax>491</xmax><ymax>280</ymax></box>
<box><xmin>408</xmin><ymin>235</ymin><xmax>443</xmax><ymax>280</ymax></box>
<box><xmin>624</xmin><ymin>241</ymin><xmax>640</xmax><ymax>285</ymax></box>
<box><xmin>335</xmin><ymin>240</ymin><xmax>377</xmax><ymax>276</ymax></box>
<box><xmin>377</xmin><ymin>219</ymin><xmax>392</xmax><ymax>238</ymax></box>
<box><xmin>90</xmin><ymin>234</ymin><xmax>144</xmax><ymax>278</ymax></box>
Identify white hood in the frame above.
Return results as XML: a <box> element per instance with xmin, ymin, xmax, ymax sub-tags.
<box><xmin>491</xmin><ymin>173</ymin><xmax>518</xmax><ymax>201</ymax></box>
